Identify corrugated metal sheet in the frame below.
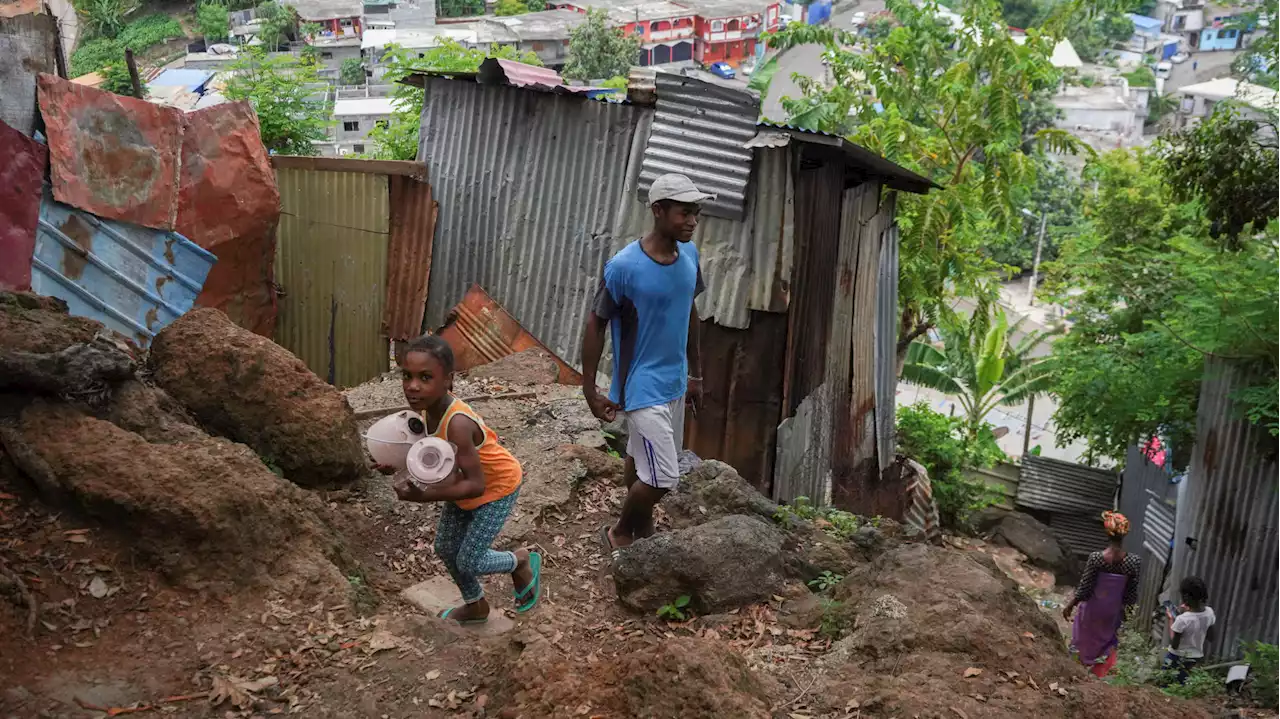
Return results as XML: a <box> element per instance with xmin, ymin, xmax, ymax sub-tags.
<box><xmin>418</xmin><ymin>78</ymin><xmax>638</xmax><ymax>364</ymax></box>
<box><xmin>383</xmin><ymin>175</ymin><xmax>436</xmax><ymax>340</ymax></box>
<box><xmin>274</xmin><ymin>166</ymin><xmax>391</xmax><ymax>387</ymax></box>
<box><xmin>1016</xmin><ymin>454</ymin><xmax>1118</xmax><ymax>514</ymax></box>
<box><xmin>612</xmin><ymin>113</ymin><xmax>796</xmax><ymax>329</ymax></box>
<box><xmin>1119</xmin><ymin>444</ymin><xmax>1175</xmax><ymax>552</ymax></box>
<box><xmin>836</xmin><ymin>182</ymin><xmax>885</xmax><ymax>486</ymax></box>
<box><xmin>1047</xmin><ymin>512</ymin><xmax>1110</xmax><ymax>558</ymax></box>
<box><xmin>757</xmin><ymin>122</ymin><xmax>939</xmax><ymax>195</ymax></box>
<box><xmin>774</xmin><ymin>381</ymin><xmax>833</xmax><ymax>505</ymax></box>
<box><xmin>0</xmin><ymin>119</ymin><xmax>45</xmax><ymax>291</ymax></box>
<box><xmin>1168</xmin><ymin>359</ymin><xmax>1279</xmax><ymax>660</ymax></box>
<box><xmin>31</xmin><ymin>190</ymin><xmax>216</xmax><ymax>347</ymax></box>
<box><xmin>436</xmin><ymin>284</ymin><xmax>583</xmax><ymax>385</ymax></box>
<box><xmin>39</xmin><ymin>74</ymin><xmax>185</xmax><ymax>231</ymax></box>
<box><xmin>478</xmin><ymin>58</ymin><xmax>605</xmax><ymax>95</ymax></box>
<box><xmin>0</xmin><ymin>13</ymin><xmax>57</xmax><ymax>137</ymax></box>
<box><xmin>1142</xmin><ymin>495</ymin><xmax>1176</xmax><ymax>558</ymax></box>
<box><xmin>637</xmin><ymin>73</ymin><xmax>757</xmax><ymax>221</ymax></box>
<box><xmin>873</xmin><ymin>208</ymin><xmax>899</xmax><ymax>473</ymax></box>
<box><xmin>1134</xmin><ymin>548</ymin><xmax>1168</xmax><ymax>640</ymax></box>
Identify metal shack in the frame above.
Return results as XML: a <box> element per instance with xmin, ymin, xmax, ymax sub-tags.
<box><xmin>410</xmin><ymin>59</ymin><xmax>934</xmax><ymax>511</ymax></box>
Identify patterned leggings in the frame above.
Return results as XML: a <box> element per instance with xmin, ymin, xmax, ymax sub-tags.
<box><xmin>434</xmin><ymin>490</ymin><xmax>519</xmax><ymax>604</ymax></box>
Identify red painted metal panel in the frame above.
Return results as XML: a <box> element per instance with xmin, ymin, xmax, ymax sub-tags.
<box><xmin>0</xmin><ymin>118</ymin><xmax>46</xmax><ymax>291</ymax></box>
<box><xmin>436</xmin><ymin>284</ymin><xmax>583</xmax><ymax>385</ymax></box>
<box><xmin>38</xmin><ymin>73</ymin><xmax>184</xmax><ymax>230</ymax></box>
<box><xmin>176</xmin><ymin>102</ymin><xmax>281</xmax><ymax>337</ymax></box>
<box><xmin>383</xmin><ymin>176</ymin><xmax>436</xmax><ymax>341</ymax></box>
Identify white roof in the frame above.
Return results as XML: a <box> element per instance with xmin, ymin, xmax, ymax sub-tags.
<box><xmin>1011</xmin><ymin>36</ymin><xmax>1083</xmax><ymax>68</ymax></box>
<box><xmin>1177</xmin><ymin>77</ymin><xmax>1280</xmax><ymax>110</ymax></box>
<box><xmin>333</xmin><ymin>97</ymin><xmax>401</xmax><ymax>117</ymax></box>
<box><xmin>361</xmin><ymin>26</ymin><xmax>480</xmax><ymax>50</ymax></box>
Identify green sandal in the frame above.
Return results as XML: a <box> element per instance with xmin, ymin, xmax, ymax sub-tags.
<box><xmin>514</xmin><ymin>551</ymin><xmax>542</xmax><ymax>613</ymax></box>
<box><xmin>440</xmin><ymin>606</ymin><xmax>488</xmax><ymax>625</ymax></box>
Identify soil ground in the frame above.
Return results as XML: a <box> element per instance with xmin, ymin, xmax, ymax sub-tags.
<box><xmin>0</xmin><ymin>372</ymin><xmax>1258</xmax><ymax>719</ymax></box>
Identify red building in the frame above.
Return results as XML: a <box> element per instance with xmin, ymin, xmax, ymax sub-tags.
<box><xmin>684</xmin><ymin>0</ymin><xmax>768</xmax><ymax>66</ymax></box>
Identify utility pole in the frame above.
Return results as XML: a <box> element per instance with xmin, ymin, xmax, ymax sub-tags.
<box><xmin>1027</xmin><ymin>210</ymin><xmax>1047</xmax><ymax>307</ymax></box>
<box><xmin>1022</xmin><ymin>395</ymin><xmax>1036</xmax><ymax>458</ymax></box>
<box><xmin>124</xmin><ymin>48</ymin><xmax>142</xmax><ymax>99</ymax></box>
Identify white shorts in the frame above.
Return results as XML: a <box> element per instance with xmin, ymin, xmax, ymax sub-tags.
<box><xmin>621</xmin><ymin>396</ymin><xmax>685</xmax><ymax>490</ymax></box>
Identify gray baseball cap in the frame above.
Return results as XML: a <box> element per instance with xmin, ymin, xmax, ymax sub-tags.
<box><xmin>648</xmin><ymin>173</ymin><xmax>716</xmax><ymax>206</ymax></box>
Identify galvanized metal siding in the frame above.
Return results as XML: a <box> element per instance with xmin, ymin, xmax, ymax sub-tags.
<box><xmin>1169</xmin><ymin>360</ymin><xmax>1279</xmax><ymax>660</ymax></box>
<box><xmin>638</xmin><ymin>73</ymin><xmax>758</xmax><ymax>221</ymax></box>
<box><xmin>418</xmin><ymin>79</ymin><xmax>637</xmax><ymax>363</ymax></box>
<box><xmin>274</xmin><ymin>167</ymin><xmax>391</xmax><ymax>387</ymax></box>
<box><xmin>774</xmin><ymin>381</ymin><xmax>833</xmax><ymax>505</ymax></box>
<box><xmin>383</xmin><ymin>175</ymin><xmax>436</xmax><ymax>340</ymax></box>
<box><xmin>612</xmin><ymin>114</ymin><xmax>796</xmax><ymax>329</ymax></box>
<box><xmin>1047</xmin><ymin>512</ymin><xmax>1110</xmax><ymax>558</ymax></box>
<box><xmin>842</xmin><ymin>183</ymin><xmax>886</xmax><ymax>484</ymax></box>
<box><xmin>31</xmin><ymin>191</ymin><xmax>216</xmax><ymax>347</ymax></box>
<box><xmin>1119</xmin><ymin>444</ymin><xmax>1175</xmax><ymax>553</ymax></box>
<box><xmin>873</xmin><ymin>207</ymin><xmax>899</xmax><ymax>473</ymax></box>
<box><xmin>1016</xmin><ymin>455</ymin><xmax>1118</xmax><ymax>514</ymax></box>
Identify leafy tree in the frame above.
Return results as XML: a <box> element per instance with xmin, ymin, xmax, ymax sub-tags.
<box><xmin>100</xmin><ymin>63</ymin><xmax>145</xmax><ymax>97</ymax></box>
<box><xmin>69</xmin><ymin>14</ymin><xmax>185</xmax><ymax>76</ymax></box>
<box><xmin>1020</xmin><ymin>86</ymin><xmax>1062</xmax><ymax>150</ymax></box>
<box><xmin>1157</xmin><ymin>106</ymin><xmax>1278</xmax><ymax>246</ymax></box>
<box><xmin>902</xmin><ymin>301</ymin><xmax>1056</xmax><ymax>439</ymax></box>
<box><xmin>367</xmin><ymin>41</ymin><xmax>542</xmax><ymax>160</ymax></box>
<box><xmin>224</xmin><ymin>48</ymin><xmax>330</xmax><ymax>155</ymax></box>
<box><xmin>526</xmin><ymin>0</ymin><xmax>546</xmax><ymax>10</ymax></box>
<box><xmin>1046</xmin><ymin>146</ymin><xmax>1278</xmax><ymax>462</ymax></box>
<box><xmin>253</xmin><ymin>1</ymin><xmax>295</xmax><ymax>51</ymax></box>
<box><xmin>495</xmin><ymin>0</ymin><xmax>528</xmax><ymax>15</ymax></box>
<box><xmin>766</xmin><ymin>0</ymin><xmax>1087</xmax><ymax>370</ymax></box>
<box><xmin>563</xmin><ymin>8</ymin><xmax>640</xmax><ymax>81</ymax></box>
<box><xmin>197</xmin><ymin>2</ymin><xmax>230</xmax><ymax>42</ymax></box>
<box><xmin>989</xmin><ymin>154</ymin><xmax>1081</xmax><ymax>271</ymax></box>
<box><xmin>437</xmin><ymin>0</ymin><xmax>483</xmax><ymax>18</ymax></box>
<box><xmin>1002</xmin><ymin>0</ymin><xmax>1048</xmax><ymax>29</ymax></box>
<box><xmin>1232</xmin><ymin>0</ymin><xmax>1277</xmax><ymax>89</ymax></box>
<box><xmin>1067</xmin><ymin>10</ymin><xmax>1133</xmax><ymax>62</ymax></box>
<box><xmin>339</xmin><ymin>57</ymin><xmax>366</xmax><ymax>85</ymax></box>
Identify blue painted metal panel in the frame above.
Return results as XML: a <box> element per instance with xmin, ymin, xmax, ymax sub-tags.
<box><xmin>149</xmin><ymin>68</ymin><xmax>215</xmax><ymax>93</ymax></box>
<box><xmin>30</xmin><ymin>191</ymin><xmax>217</xmax><ymax>347</ymax></box>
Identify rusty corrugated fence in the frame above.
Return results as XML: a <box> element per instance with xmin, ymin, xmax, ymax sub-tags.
<box><xmin>1167</xmin><ymin>359</ymin><xmax>1278</xmax><ymax>660</ymax></box>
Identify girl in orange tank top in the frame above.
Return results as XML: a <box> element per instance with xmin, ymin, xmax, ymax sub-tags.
<box><xmin>372</xmin><ymin>335</ymin><xmax>542</xmax><ymax>624</ymax></box>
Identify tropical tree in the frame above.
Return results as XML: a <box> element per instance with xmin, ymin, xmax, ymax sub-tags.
<box><xmin>767</xmin><ymin>0</ymin><xmax>1088</xmax><ymax>370</ymax></box>
<box><xmin>224</xmin><ymin>48</ymin><xmax>330</xmax><ymax>155</ymax></box>
<box><xmin>563</xmin><ymin>8</ymin><xmax>639</xmax><ymax>81</ymax></box>
<box><xmin>366</xmin><ymin>40</ymin><xmax>543</xmax><ymax>160</ymax></box>
<box><xmin>74</xmin><ymin>0</ymin><xmax>138</xmax><ymax>38</ymax></box>
<box><xmin>339</xmin><ymin>57</ymin><xmax>366</xmax><ymax>85</ymax></box>
<box><xmin>252</xmin><ymin>1</ymin><xmax>295</xmax><ymax>51</ymax></box>
<box><xmin>197</xmin><ymin>2</ymin><xmax>230</xmax><ymax>42</ymax></box>
<box><xmin>1232</xmin><ymin>0</ymin><xmax>1277</xmax><ymax>89</ymax></box>
<box><xmin>495</xmin><ymin>0</ymin><xmax>528</xmax><ymax>15</ymax></box>
<box><xmin>100</xmin><ymin>62</ymin><xmax>145</xmax><ymax>97</ymax></box>
<box><xmin>902</xmin><ymin>302</ymin><xmax>1056</xmax><ymax>439</ymax></box>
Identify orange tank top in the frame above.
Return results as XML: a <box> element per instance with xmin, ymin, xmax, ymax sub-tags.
<box><xmin>425</xmin><ymin>397</ymin><xmax>522</xmax><ymax>510</ymax></box>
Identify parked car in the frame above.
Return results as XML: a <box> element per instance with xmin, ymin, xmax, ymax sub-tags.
<box><xmin>709</xmin><ymin>62</ymin><xmax>735</xmax><ymax>79</ymax></box>
<box><xmin>1153</xmin><ymin>60</ymin><xmax>1173</xmax><ymax>79</ymax></box>
<box><xmin>1170</xmin><ymin>51</ymin><xmax>1190</xmax><ymax>64</ymax></box>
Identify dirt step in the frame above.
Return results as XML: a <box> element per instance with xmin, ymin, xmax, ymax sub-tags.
<box><xmin>400</xmin><ymin>577</ymin><xmax>516</xmax><ymax>636</ymax></box>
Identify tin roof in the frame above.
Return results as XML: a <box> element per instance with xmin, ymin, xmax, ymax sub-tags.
<box><xmin>333</xmin><ymin>97</ymin><xmax>400</xmax><ymax>116</ymax></box>
<box><xmin>281</xmin><ymin>0</ymin><xmax>362</xmax><ymax>20</ymax></box>
<box><xmin>1016</xmin><ymin>454</ymin><xmax>1118</xmax><ymax>515</ymax></box>
<box><xmin>757</xmin><ymin>121</ymin><xmax>939</xmax><ymax>194</ymax></box>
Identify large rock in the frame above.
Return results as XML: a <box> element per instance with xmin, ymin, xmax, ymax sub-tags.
<box><xmin>661</xmin><ymin>459</ymin><xmax>779</xmax><ymax>529</ymax></box>
<box><xmin>612</xmin><ymin>514</ymin><xmax>789</xmax><ymax>613</ymax></box>
<box><xmin>148</xmin><ymin>308</ymin><xmax>363</xmax><ymax>486</ymax></box>
<box><xmin>985</xmin><ymin>510</ymin><xmax>1078</xmax><ymax>578</ymax></box>
<box><xmin>8</xmin><ymin>400</ymin><xmax>350</xmax><ymax>596</ymax></box>
<box><xmin>0</xmin><ymin>292</ymin><xmax>103</xmax><ymax>355</ymax></box>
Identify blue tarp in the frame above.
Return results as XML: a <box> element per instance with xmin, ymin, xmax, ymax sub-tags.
<box><xmin>806</xmin><ymin>0</ymin><xmax>832</xmax><ymax>25</ymax></box>
<box><xmin>148</xmin><ymin>68</ymin><xmax>215</xmax><ymax>93</ymax></box>
<box><xmin>30</xmin><ymin>190</ymin><xmax>217</xmax><ymax>347</ymax></box>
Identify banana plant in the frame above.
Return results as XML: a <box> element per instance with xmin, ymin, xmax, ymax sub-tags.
<box><xmin>901</xmin><ymin>301</ymin><xmax>1056</xmax><ymax>438</ymax></box>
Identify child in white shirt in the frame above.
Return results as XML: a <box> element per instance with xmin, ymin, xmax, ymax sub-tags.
<box><xmin>1164</xmin><ymin>575</ymin><xmax>1215</xmax><ymax>684</ymax></box>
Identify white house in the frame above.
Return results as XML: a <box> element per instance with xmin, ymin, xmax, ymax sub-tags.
<box><xmin>325</xmin><ymin>95</ymin><xmax>400</xmax><ymax>156</ymax></box>
<box><xmin>1052</xmin><ymin>81</ymin><xmax>1147</xmax><ymax>149</ymax></box>
<box><xmin>1174</xmin><ymin>77</ymin><xmax>1280</xmax><ymax>128</ymax></box>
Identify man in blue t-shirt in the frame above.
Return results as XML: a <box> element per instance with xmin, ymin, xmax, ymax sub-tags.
<box><xmin>581</xmin><ymin>173</ymin><xmax>709</xmax><ymax>552</ymax></box>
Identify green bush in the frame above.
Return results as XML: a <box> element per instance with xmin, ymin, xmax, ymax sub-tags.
<box><xmin>197</xmin><ymin>3</ymin><xmax>230</xmax><ymax>42</ymax></box>
<box><xmin>339</xmin><ymin>57</ymin><xmax>365</xmax><ymax>85</ymax></box>
<box><xmin>70</xmin><ymin>37</ymin><xmax>123</xmax><ymax>77</ymax></box>
<box><xmin>1245</xmin><ymin>641</ymin><xmax>1279</xmax><ymax>709</ymax></box>
<box><xmin>70</xmin><ymin>14</ymin><xmax>185</xmax><ymax>77</ymax></box>
<box><xmin>895</xmin><ymin>402</ymin><xmax>1005</xmax><ymax>527</ymax></box>
<box><xmin>99</xmin><ymin>63</ymin><xmax>145</xmax><ymax>96</ymax></box>
<box><xmin>1122</xmin><ymin>66</ymin><xmax>1156</xmax><ymax>88</ymax></box>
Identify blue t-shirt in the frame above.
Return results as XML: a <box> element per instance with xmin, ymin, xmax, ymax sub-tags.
<box><xmin>593</xmin><ymin>240</ymin><xmax>704</xmax><ymax>411</ymax></box>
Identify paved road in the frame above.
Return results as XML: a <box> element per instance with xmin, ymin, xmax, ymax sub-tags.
<box><xmin>760</xmin><ymin>0</ymin><xmax>886</xmax><ymax>122</ymax></box>
<box><xmin>1165</xmin><ymin>48</ymin><xmax>1241</xmax><ymax>93</ymax></box>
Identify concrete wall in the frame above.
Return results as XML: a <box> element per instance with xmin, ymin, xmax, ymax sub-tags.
<box><xmin>1199</xmin><ymin>25</ymin><xmax>1243</xmax><ymax>50</ymax></box>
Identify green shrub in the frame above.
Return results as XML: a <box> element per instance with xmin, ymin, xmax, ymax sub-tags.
<box><xmin>197</xmin><ymin>3</ymin><xmax>230</xmax><ymax>42</ymax></box>
<box><xmin>1245</xmin><ymin>641</ymin><xmax>1279</xmax><ymax>709</ymax></box>
<box><xmin>70</xmin><ymin>37</ymin><xmax>123</xmax><ymax>77</ymax></box>
<box><xmin>100</xmin><ymin>63</ymin><xmax>145</xmax><ymax>97</ymax></box>
<box><xmin>1122</xmin><ymin>66</ymin><xmax>1156</xmax><ymax>88</ymax></box>
<box><xmin>117</xmin><ymin>14</ymin><xmax>185</xmax><ymax>50</ymax></box>
<box><xmin>895</xmin><ymin>402</ymin><xmax>1005</xmax><ymax>527</ymax></box>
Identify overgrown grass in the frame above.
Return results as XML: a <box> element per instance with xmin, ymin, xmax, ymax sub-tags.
<box><xmin>773</xmin><ymin>496</ymin><xmax>872</xmax><ymax>541</ymax></box>
<box><xmin>69</xmin><ymin>14</ymin><xmax>185</xmax><ymax>78</ymax></box>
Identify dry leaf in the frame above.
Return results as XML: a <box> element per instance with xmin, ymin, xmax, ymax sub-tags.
<box><xmin>239</xmin><ymin>676</ymin><xmax>278</xmax><ymax>693</ymax></box>
<box><xmin>209</xmin><ymin>675</ymin><xmax>253</xmax><ymax>710</ymax></box>
<box><xmin>963</xmin><ymin>667</ymin><xmax>983</xmax><ymax>678</ymax></box>
<box><xmin>1049</xmin><ymin>682</ymin><xmax>1059</xmax><ymax>691</ymax></box>
<box><xmin>1022</xmin><ymin>632</ymin><xmax>1035</xmax><ymax>639</ymax></box>
<box><xmin>366</xmin><ymin>630</ymin><xmax>399</xmax><ymax>653</ymax></box>
<box><xmin>425</xmin><ymin>670</ymin><xmax>441</xmax><ymax>681</ymax></box>
<box><xmin>1057</xmin><ymin>688</ymin><xmax>1068</xmax><ymax>696</ymax></box>
<box><xmin>88</xmin><ymin>576</ymin><xmax>108</xmax><ymax>599</ymax></box>
<box><xmin>951</xmin><ymin>707</ymin><xmax>969</xmax><ymax>719</ymax></box>
<box><xmin>846</xmin><ymin>699</ymin><xmax>861</xmax><ymax>710</ymax></box>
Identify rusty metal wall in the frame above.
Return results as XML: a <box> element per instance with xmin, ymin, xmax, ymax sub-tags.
<box><xmin>0</xmin><ymin>13</ymin><xmax>56</xmax><ymax>137</ymax></box>
<box><xmin>274</xmin><ymin>166</ymin><xmax>391</xmax><ymax>388</ymax></box>
<box><xmin>1120</xmin><ymin>444</ymin><xmax>1176</xmax><ymax>557</ymax></box>
<box><xmin>1168</xmin><ymin>359</ymin><xmax>1279</xmax><ymax>660</ymax></box>
<box><xmin>612</xmin><ymin>112</ymin><xmax>796</xmax><ymax>329</ymax></box>
<box><xmin>873</xmin><ymin>203</ymin><xmax>899</xmax><ymax>473</ymax></box>
<box><xmin>417</xmin><ymin>78</ymin><xmax>638</xmax><ymax>365</ymax></box>
<box><xmin>774</xmin><ymin>381</ymin><xmax>833</xmax><ymax>505</ymax></box>
<box><xmin>383</xmin><ymin>175</ymin><xmax>436</xmax><ymax>341</ymax></box>
<box><xmin>782</xmin><ymin>157</ymin><xmax>844</xmax><ymax>417</ymax></box>
<box><xmin>682</xmin><ymin>311</ymin><xmax>788</xmax><ymax>494</ymax></box>
<box><xmin>637</xmin><ymin>73</ymin><xmax>759</xmax><ymax>221</ymax></box>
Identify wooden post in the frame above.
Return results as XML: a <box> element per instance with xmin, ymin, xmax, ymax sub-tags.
<box><xmin>124</xmin><ymin>48</ymin><xmax>142</xmax><ymax>98</ymax></box>
<box><xmin>1022</xmin><ymin>394</ymin><xmax>1036</xmax><ymax>458</ymax></box>
<box><xmin>43</xmin><ymin>4</ymin><xmax>68</xmax><ymax>79</ymax></box>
